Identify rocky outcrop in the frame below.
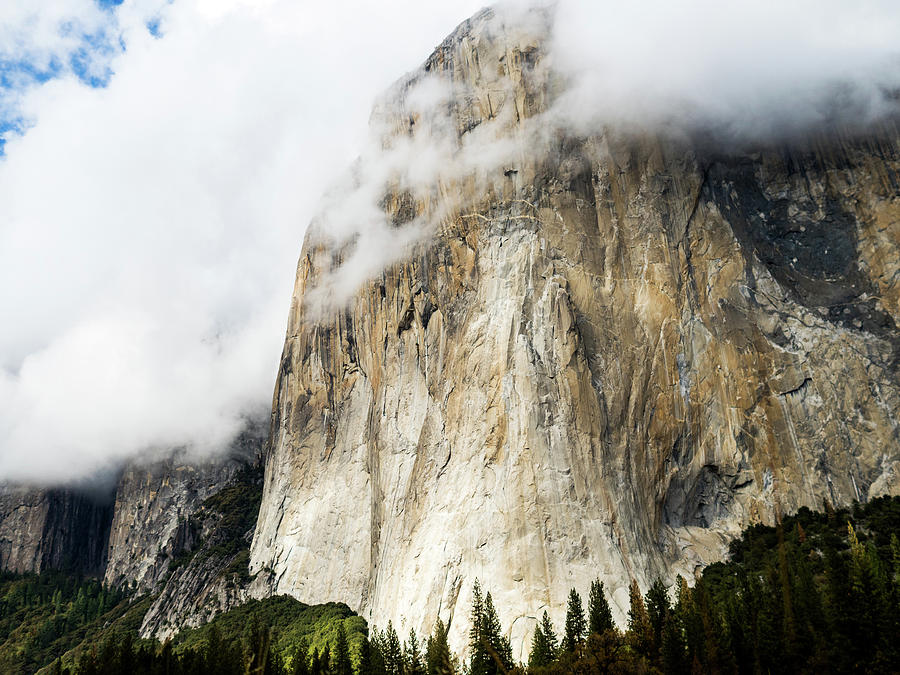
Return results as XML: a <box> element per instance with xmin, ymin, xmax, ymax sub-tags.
<box><xmin>0</xmin><ymin>419</ymin><xmax>265</xmax><ymax>639</ymax></box>
<box><xmin>249</xmin><ymin>7</ymin><xmax>900</xmax><ymax>659</ymax></box>
<box><xmin>137</xmin><ymin>459</ymin><xmax>263</xmax><ymax>640</ymax></box>
<box><xmin>104</xmin><ymin>421</ymin><xmax>264</xmax><ymax>593</ymax></box>
<box><xmin>0</xmin><ymin>486</ymin><xmax>112</xmax><ymax>575</ymax></box>
<box><xmin>100</xmin><ymin>420</ymin><xmax>266</xmax><ymax>638</ymax></box>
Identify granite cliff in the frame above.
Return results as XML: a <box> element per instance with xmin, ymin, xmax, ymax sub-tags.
<box><xmin>0</xmin><ymin>486</ymin><xmax>112</xmax><ymax>576</ymax></box>
<box><xmin>248</xmin><ymin>7</ymin><xmax>900</xmax><ymax>658</ymax></box>
<box><xmin>0</xmin><ymin>5</ymin><xmax>898</xmax><ymax>661</ymax></box>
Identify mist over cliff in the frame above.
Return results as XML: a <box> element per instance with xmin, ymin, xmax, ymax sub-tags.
<box><xmin>2</xmin><ymin>0</ymin><xmax>900</xmax><ymax>485</ymax></box>
<box><xmin>249</xmin><ymin>4</ymin><xmax>900</xmax><ymax>658</ymax></box>
<box><xmin>0</xmin><ymin>2</ymin><xmax>899</xmax><ymax>666</ymax></box>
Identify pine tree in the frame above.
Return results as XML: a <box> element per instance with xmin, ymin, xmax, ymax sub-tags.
<box><xmin>660</xmin><ymin>612</ymin><xmax>689</xmax><ymax>675</ymax></box>
<box><xmin>891</xmin><ymin>533</ymin><xmax>900</xmax><ymax>598</ymax></box>
<box><xmin>468</xmin><ymin>581</ymin><xmax>488</xmax><ymax>675</ymax></box>
<box><xmin>310</xmin><ymin>647</ymin><xmax>322</xmax><ymax>675</ymax></box>
<box><xmin>645</xmin><ymin>577</ymin><xmax>670</xmax><ymax>662</ymax></box>
<box><xmin>368</xmin><ymin>628</ymin><xmax>389</xmax><ymax>675</ymax></box>
<box><xmin>333</xmin><ymin>622</ymin><xmax>353</xmax><ymax>675</ymax></box>
<box><xmin>405</xmin><ymin>628</ymin><xmax>425</xmax><ymax>675</ymax></box>
<box><xmin>320</xmin><ymin>643</ymin><xmax>331</xmax><ymax>675</ymax></box>
<box><xmin>562</xmin><ymin>588</ymin><xmax>586</xmax><ymax>653</ymax></box>
<box><xmin>425</xmin><ymin>619</ymin><xmax>452</xmax><ymax>675</ymax></box>
<box><xmin>694</xmin><ymin>579</ymin><xmax>734</xmax><ymax>675</ymax></box>
<box><xmin>383</xmin><ymin>622</ymin><xmax>404</xmax><ymax>675</ymax></box>
<box><xmin>291</xmin><ymin>640</ymin><xmax>310</xmax><ymax>675</ymax></box>
<box><xmin>626</xmin><ymin>579</ymin><xmax>653</xmax><ymax>658</ymax></box>
<box><xmin>587</xmin><ymin>579</ymin><xmax>614</xmax><ymax>636</ymax></box>
<box><xmin>483</xmin><ymin>592</ymin><xmax>513</xmax><ymax>672</ymax></box>
<box><xmin>357</xmin><ymin>636</ymin><xmax>373</xmax><ymax>675</ymax></box>
<box><xmin>527</xmin><ymin>610</ymin><xmax>558</xmax><ymax>670</ymax></box>
<box><xmin>469</xmin><ymin>582</ymin><xmax>512</xmax><ymax>675</ymax></box>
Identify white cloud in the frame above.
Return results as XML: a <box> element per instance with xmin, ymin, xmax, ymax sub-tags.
<box><xmin>2</xmin><ymin>0</ymin><xmax>899</xmax><ymax>485</ymax></box>
<box><xmin>550</xmin><ymin>0</ymin><xmax>900</xmax><ymax>140</ymax></box>
<box><xmin>0</xmin><ymin>0</ymin><xmax>487</xmax><ymax>483</ymax></box>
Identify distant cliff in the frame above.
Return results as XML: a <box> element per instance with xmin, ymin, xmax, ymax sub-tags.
<box><xmin>0</xmin><ymin>486</ymin><xmax>112</xmax><ymax>575</ymax></box>
<box><xmin>0</xmin><ymin>418</ymin><xmax>266</xmax><ymax>638</ymax></box>
<box><xmin>248</xmin><ymin>6</ymin><xmax>900</xmax><ymax>658</ymax></box>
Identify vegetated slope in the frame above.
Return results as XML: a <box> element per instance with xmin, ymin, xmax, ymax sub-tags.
<box><xmin>171</xmin><ymin>596</ymin><xmax>365</xmax><ymax>667</ymax></box>
<box><xmin>0</xmin><ymin>572</ymin><xmax>151</xmax><ymax>675</ymax></box>
<box><xmin>8</xmin><ymin>496</ymin><xmax>897</xmax><ymax>674</ymax></box>
<box><xmin>17</xmin><ymin>592</ymin><xmax>364</xmax><ymax>675</ymax></box>
<box><xmin>522</xmin><ymin>496</ymin><xmax>900</xmax><ymax>674</ymax></box>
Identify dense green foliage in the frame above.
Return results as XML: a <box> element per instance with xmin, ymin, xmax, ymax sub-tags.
<box><xmin>168</xmin><ymin>461</ymin><xmax>263</xmax><ymax>580</ymax></box>
<box><xmin>34</xmin><ymin>596</ymin><xmax>365</xmax><ymax>675</ymax></box>
<box><xmin>4</xmin><ymin>496</ymin><xmax>899</xmax><ymax>674</ymax></box>
<box><xmin>519</xmin><ymin>496</ymin><xmax>900</xmax><ymax>674</ymax></box>
<box><xmin>172</xmin><ymin>597</ymin><xmax>365</xmax><ymax>667</ymax></box>
<box><xmin>0</xmin><ymin>571</ymin><xmax>150</xmax><ymax>675</ymax></box>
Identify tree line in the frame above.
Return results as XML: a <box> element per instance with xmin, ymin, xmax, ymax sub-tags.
<box><xmin>48</xmin><ymin>495</ymin><xmax>900</xmax><ymax>674</ymax></box>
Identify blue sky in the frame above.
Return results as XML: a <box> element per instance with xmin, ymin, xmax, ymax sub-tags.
<box><xmin>0</xmin><ymin>0</ymin><xmax>161</xmax><ymax>154</ymax></box>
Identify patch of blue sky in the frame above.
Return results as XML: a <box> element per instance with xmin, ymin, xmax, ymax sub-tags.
<box><xmin>0</xmin><ymin>57</ymin><xmax>63</xmax><ymax>153</ymax></box>
<box><xmin>67</xmin><ymin>28</ymin><xmax>119</xmax><ymax>88</ymax></box>
<box><xmin>0</xmin><ymin>0</ymin><xmax>164</xmax><ymax>155</ymax></box>
<box><xmin>147</xmin><ymin>17</ymin><xmax>163</xmax><ymax>38</ymax></box>
<box><xmin>0</xmin><ymin>56</ymin><xmax>63</xmax><ymax>90</ymax></box>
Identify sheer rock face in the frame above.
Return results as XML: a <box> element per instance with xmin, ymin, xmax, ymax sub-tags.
<box><xmin>133</xmin><ymin>427</ymin><xmax>266</xmax><ymax>641</ymax></box>
<box><xmin>103</xmin><ymin>456</ymin><xmax>243</xmax><ymax>593</ymax></box>
<box><xmin>0</xmin><ymin>486</ymin><xmax>112</xmax><ymax>575</ymax></box>
<box><xmin>104</xmin><ymin>422</ymin><xmax>265</xmax><ymax>595</ymax></box>
<box><xmin>250</xmin><ymin>8</ymin><xmax>900</xmax><ymax>659</ymax></box>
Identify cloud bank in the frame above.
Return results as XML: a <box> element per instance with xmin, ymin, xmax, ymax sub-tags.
<box><xmin>551</xmin><ymin>0</ymin><xmax>900</xmax><ymax>140</ymax></box>
<box><xmin>0</xmin><ymin>0</ymin><xmax>487</xmax><ymax>484</ymax></box>
<box><xmin>2</xmin><ymin>0</ymin><xmax>899</xmax><ymax>485</ymax></box>
<box><xmin>305</xmin><ymin>0</ymin><xmax>900</xmax><ymax>309</ymax></box>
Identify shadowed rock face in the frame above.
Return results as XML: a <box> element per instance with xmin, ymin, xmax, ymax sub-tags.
<box><xmin>0</xmin><ymin>420</ymin><xmax>265</xmax><ymax>632</ymax></box>
<box><xmin>248</xmin><ymin>7</ymin><xmax>900</xmax><ymax>659</ymax></box>
<box><xmin>102</xmin><ymin>420</ymin><xmax>266</xmax><ymax>638</ymax></box>
<box><xmin>251</xmin><ymin>6</ymin><xmax>900</xmax><ymax>655</ymax></box>
<box><xmin>0</xmin><ymin>486</ymin><xmax>113</xmax><ymax>575</ymax></box>
<box><xmin>103</xmin><ymin>422</ymin><xmax>263</xmax><ymax>591</ymax></box>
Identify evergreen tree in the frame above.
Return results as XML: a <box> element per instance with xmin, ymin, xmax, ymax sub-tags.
<box><xmin>561</xmin><ymin>588</ymin><xmax>586</xmax><ymax>653</ymax></box>
<box><xmin>660</xmin><ymin>612</ymin><xmax>689</xmax><ymax>675</ymax></box>
<box><xmin>425</xmin><ymin>619</ymin><xmax>452</xmax><ymax>675</ymax></box>
<box><xmin>291</xmin><ymin>640</ymin><xmax>310</xmax><ymax>675</ymax></box>
<box><xmin>310</xmin><ymin>647</ymin><xmax>323</xmax><ymax>675</ymax></box>
<box><xmin>383</xmin><ymin>622</ymin><xmax>404</xmax><ymax>675</ymax></box>
<box><xmin>357</xmin><ymin>636</ymin><xmax>373</xmax><ymax>675</ymax></box>
<box><xmin>482</xmin><ymin>592</ymin><xmax>513</xmax><ymax>672</ymax></box>
<box><xmin>587</xmin><ymin>579</ymin><xmax>614</xmax><ymax>636</ymax></box>
<box><xmin>645</xmin><ymin>577</ymin><xmax>670</xmax><ymax>662</ymax></box>
<box><xmin>320</xmin><ymin>643</ymin><xmax>331</xmax><ymax>675</ymax></box>
<box><xmin>404</xmin><ymin>628</ymin><xmax>425</xmax><ymax>675</ymax></box>
<box><xmin>694</xmin><ymin>580</ymin><xmax>734</xmax><ymax>675</ymax></box>
<box><xmin>527</xmin><ymin>610</ymin><xmax>557</xmax><ymax>670</ymax></box>
<box><xmin>333</xmin><ymin>622</ymin><xmax>353</xmax><ymax>675</ymax></box>
<box><xmin>469</xmin><ymin>582</ymin><xmax>512</xmax><ymax>675</ymax></box>
<box><xmin>625</xmin><ymin>579</ymin><xmax>653</xmax><ymax>658</ymax></box>
<box><xmin>890</xmin><ymin>533</ymin><xmax>900</xmax><ymax>600</ymax></box>
<box><xmin>468</xmin><ymin>581</ymin><xmax>488</xmax><ymax>675</ymax></box>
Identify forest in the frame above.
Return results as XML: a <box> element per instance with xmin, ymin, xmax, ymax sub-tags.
<box><xmin>2</xmin><ymin>495</ymin><xmax>897</xmax><ymax>674</ymax></box>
